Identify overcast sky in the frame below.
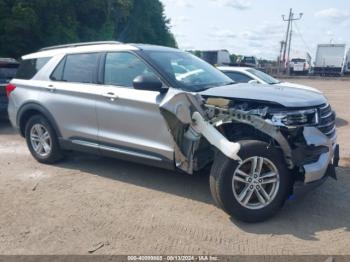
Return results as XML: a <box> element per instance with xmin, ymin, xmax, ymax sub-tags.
<box><xmin>161</xmin><ymin>0</ymin><xmax>350</xmax><ymax>60</ymax></box>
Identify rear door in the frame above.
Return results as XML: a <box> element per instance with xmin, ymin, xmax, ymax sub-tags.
<box><xmin>96</xmin><ymin>52</ymin><xmax>174</xmax><ymax>166</ymax></box>
<box><xmin>44</xmin><ymin>53</ymin><xmax>101</xmax><ymax>146</ymax></box>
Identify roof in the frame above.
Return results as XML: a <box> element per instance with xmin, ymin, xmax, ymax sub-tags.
<box><xmin>131</xmin><ymin>44</ymin><xmax>180</xmax><ymax>52</ymax></box>
<box><xmin>22</xmin><ymin>42</ymin><xmax>181</xmax><ymax>60</ymax></box>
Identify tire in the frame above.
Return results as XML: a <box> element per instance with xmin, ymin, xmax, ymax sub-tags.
<box><xmin>209</xmin><ymin>140</ymin><xmax>292</xmax><ymax>223</ymax></box>
<box><xmin>25</xmin><ymin>114</ymin><xmax>63</xmax><ymax>164</ymax></box>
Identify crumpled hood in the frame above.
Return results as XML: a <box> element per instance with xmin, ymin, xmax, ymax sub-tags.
<box><xmin>200</xmin><ymin>83</ymin><xmax>327</xmax><ymax>108</ymax></box>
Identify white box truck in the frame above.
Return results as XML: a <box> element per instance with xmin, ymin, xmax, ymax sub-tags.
<box><xmin>200</xmin><ymin>50</ymin><xmax>231</xmax><ymax>66</ymax></box>
<box><xmin>314</xmin><ymin>44</ymin><xmax>346</xmax><ymax>76</ymax></box>
<box><xmin>345</xmin><ymin>48</ymin><xmax>350</xmax><ymax>75</ymax></box>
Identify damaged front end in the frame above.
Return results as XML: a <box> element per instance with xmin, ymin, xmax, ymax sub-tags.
<box><xmin>159</xmin><ymin>90</ymin><xmax>339</xmax><ymax>186</ymax></box>
<box><xmin>159</xmin><ymin>90</ymin><xmax>241</xmax><ymax>173</ymax></box>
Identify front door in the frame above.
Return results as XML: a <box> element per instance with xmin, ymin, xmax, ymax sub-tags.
<box><xmin>96</xmin><ymin>52</ymin><xmax>174</xmax><ymax>167</ymax></box>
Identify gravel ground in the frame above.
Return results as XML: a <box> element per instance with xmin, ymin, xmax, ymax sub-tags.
<box><xmin>0</xmin><ymin>78</ymin><xmax>349</xmax><ymax>255</ymax></box>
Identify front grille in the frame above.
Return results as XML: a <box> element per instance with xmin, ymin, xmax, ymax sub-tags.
<box><xmin>317</xmin><ymin>104</ymin><xmax>336</xmax><ymax>138</ymax></box>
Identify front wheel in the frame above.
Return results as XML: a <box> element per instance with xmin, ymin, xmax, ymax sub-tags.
<box><xmin>209</xmin><ymin>140</ymin><xmax>292</xmax><ymax>223</ymax></box>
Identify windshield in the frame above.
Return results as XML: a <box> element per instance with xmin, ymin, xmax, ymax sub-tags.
<box><xmin>143</xmin><ymin>51</ymin><xmax>233</xmax><ymax>92</ymax></box>
<box><xmin>246</xmin><ymin>68</ymin><xmax>280</xmax><ymax>85</ymax></box>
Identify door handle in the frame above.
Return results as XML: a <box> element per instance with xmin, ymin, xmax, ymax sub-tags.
<box><xmin>102</xmin><ymin>92</ymin><xmax>119</xmax><ymax>101</ymax></box>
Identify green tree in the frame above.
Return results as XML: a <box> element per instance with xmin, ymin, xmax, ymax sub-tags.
<box><xmin>117</xmin><ymin>0</ymin><xmax>176</xmax><ymax>47</ymax></box>
<box><xmin>0</xmin><ymin>0</ymin><xmax>177</xmax><ymax>58</ymax></box>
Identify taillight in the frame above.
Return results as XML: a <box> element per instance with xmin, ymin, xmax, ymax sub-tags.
<box><xmin>6</xmin><ymin>83</ymin><xmax>16</xmax><ymax>97</ymax></box>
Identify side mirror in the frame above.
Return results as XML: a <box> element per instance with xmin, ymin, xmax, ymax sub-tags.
<box><xmin>248</xmin><ymin>79</ymin><xmax>259</xmax><ymax>84</ymax></box>
<box><xmin>133</xmin><ymin>75</ymin><xmax>166</xmax><ymax>93</ymax></box>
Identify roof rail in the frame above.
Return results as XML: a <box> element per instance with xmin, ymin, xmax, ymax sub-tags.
<box><xmin>39</xmin><ymin>41</ymin><xmax>122</xmax><ymax>51</ymax></box>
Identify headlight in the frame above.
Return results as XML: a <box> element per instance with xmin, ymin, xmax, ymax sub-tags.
<box><xmin>271</xmin><ymin>109</ymin><xmax>318</xmax><ymax>126</ymax></box>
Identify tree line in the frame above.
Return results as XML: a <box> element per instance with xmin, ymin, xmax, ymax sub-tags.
<box><xmin>0</xmin><ymin>0</ymin><xmax>177</xmax><ymax>58</ymax></box>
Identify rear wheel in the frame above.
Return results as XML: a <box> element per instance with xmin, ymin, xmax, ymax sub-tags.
<box><xmin>25</xmin><ymin>115</ymin><xmax>63</xmax><ymax>164</ymax></box>
<box><xmin>210</xmin><ymin>140</ymin><xmax>291</xmax><ymax>222</ymax></box>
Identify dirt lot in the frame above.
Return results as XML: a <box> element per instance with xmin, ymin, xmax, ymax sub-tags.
<box><xmin>0</xmin><ymin>78</ymin><xmax>349</xmax><ymax>255</ymax></box>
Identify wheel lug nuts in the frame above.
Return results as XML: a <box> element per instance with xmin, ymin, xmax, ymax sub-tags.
<box><xmin>250</xmin><ymin>185</ymin><xmax>254</xmax><ymax>189</ymax></box>
<box><xmin>259</xmin><ymin>179</ymin><xmax>262</xmax><ymax>183</ymax></box>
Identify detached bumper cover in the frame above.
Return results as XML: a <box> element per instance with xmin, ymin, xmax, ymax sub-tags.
<box><xmin>302</xmin><ymin>127</ymin><xmax>338</xmax><ymax>184</ymax></box>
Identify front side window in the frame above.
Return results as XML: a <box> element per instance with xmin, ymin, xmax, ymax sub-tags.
<box><xmin>60</xmin><ymin>53</ymin><xmax>99</xmax><ymax>83</ymax></box>
<box><xmin>16</xmin><ymin>57</ymin><xmax>51</xmax><ymax>80</ymax></box>
<box><xmin>104</xmin><ymin>52</ymin><xmax>157</xmax><ymax>88</ymax></box>
<box><xmin>224</xmin><ymin>71</ymin><xmax>252</xmax><ymax>83</ymax></box>
<box><xmin>143</xmin><ymin>51</ymin><xmax>233</xmax><ymax>92</ymax></box>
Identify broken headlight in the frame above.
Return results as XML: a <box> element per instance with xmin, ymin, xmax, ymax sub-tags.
<box><xmin>271</xmin><ymin>109</ymin><xmax>318</xmax><ymax>127</ymax></box>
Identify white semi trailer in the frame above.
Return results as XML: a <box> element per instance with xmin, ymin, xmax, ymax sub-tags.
<box><xmin>345</xmin><ymin>48</ymin><xmax>350</xmax><ymax>75</ymax></box>
<box><xmin>200</xmin><ymin>50</ymin><xmax>231</xmax><ymax>66</ymax></box>
<box><xmin>314</xmin><ymin>44</ymin><xmax>346</xmax><ymax>76</ymax></box>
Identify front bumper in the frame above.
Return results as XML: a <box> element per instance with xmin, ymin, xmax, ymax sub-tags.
<box><xmin>301</xmin><ymin>127</ymin><xmax>339</xmax><ymax>184</ymax></box>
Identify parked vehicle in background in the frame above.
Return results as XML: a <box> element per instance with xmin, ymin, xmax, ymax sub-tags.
<box><xmin>0</xmin><ymin>58</ymin><xmax>19</xmax><ymax>118</ymax></box>
<box><xmin>218</xmin><ymin>66</ymin><xmax>320</xmax><ymax>92</ymax></box>
<box><xmin>344</xmin><ymin>48</ymin><xmax>350</xmax><ymax>75</ymax></box>
<box><xmin>8</xmin><ymin>42</ymin><xmax>338</xmax><ymax>222</ymax></box>
<box><xmin>289</xmin><ymin>53</ymin><xmax>311</xmax><ymax>75</ymax></box>
<box><xmin>314</xmin><ymin>44</ymin><xmax>346</xmax><ymax>76</ymax></box>
<box><xmin>200</xmin><ymin>50</ymin><xmax>231</xmax><ymax>66</ymax></box>
<box><xmin>236</xmin><ymin>56</ymin><xmax>259</xmax><ymax>68</ymax></box>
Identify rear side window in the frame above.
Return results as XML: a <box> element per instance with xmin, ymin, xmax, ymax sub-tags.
<box><xmin>50</xmin><ymin>57</ymin><xmax>65</xmax><ymax>81</ymax></box>
<box><xmin>16</xmin><ymin>57</ymin><xmax>51</xmax><ymax>80</ymax></box>
<box><xmin>55</xmin><ymin>53</ymin><xmax>99</xmax><ymax>83</ymax></box>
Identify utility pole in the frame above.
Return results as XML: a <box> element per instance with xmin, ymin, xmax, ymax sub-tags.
<box><xmin>281</xmin><ymin>8</ymin><xmax>303</xmax><ymax>74</ymax></box>
<box><xmin>278</xmin><ymin>41</ymin><xmax>285</xmax><ymax>75</ymax></box>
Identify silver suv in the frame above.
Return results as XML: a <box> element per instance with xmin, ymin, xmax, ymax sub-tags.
<box><xmin>7</xmin><ymin>42</ymin><xmax>339</xmax><ymax>222</ymax></box>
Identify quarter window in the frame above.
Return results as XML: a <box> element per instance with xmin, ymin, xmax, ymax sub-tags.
<box><xmin>16</xmin><ymin>57</ymin><xmax>51</xmax><ymax>80</ymax></box>
<box><xmin>104</xmin><ymin>52</ymin><xmax>157</xmax><ymax>88</ymax></box>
